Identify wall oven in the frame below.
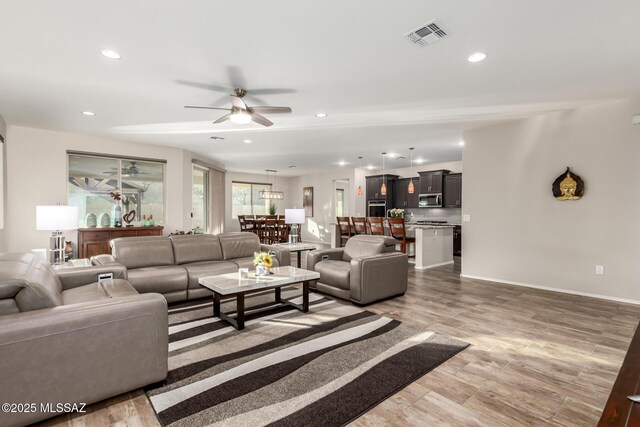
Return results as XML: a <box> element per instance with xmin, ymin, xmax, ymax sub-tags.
<box><xmin>368</xmin><ymin>200</ymin><xmax>386</xmax><ymax>217</ymax></box>
<box><xmin>418</xmin><ymin>193</ymin><xmax>442</xmax><ymax>208</ymax></box>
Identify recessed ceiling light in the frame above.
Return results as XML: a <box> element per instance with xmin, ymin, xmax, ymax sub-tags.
<box><xmin>467</xmin><ymin>52</ymin><xmax>487</xmax><ymax>63</ymax></box>
<box><xmin>458</xmin><ymin>141</ymin><xmax>465</xmax><ymax>146</ymax></box>
<box><xmin>387</xmin><ymin>152</ymin><xmax>398</xmax><ymax>159</ymax></box>
<box><xmin>415</xmin><ymin>158</ymin><xmax>425</xmax><ymax>164</ymax></box>
<box><xmin>397</xmin><ymin>156</ymin><xmax>405</xmax><ymax>160</ymax></box>
<box><xmin>243</xmin><ymin>139</ymin><xmax>253</xmax><ymax>144</ymax></box>
<box><xmin>366</xmin><ymin>165</ymin><xmax>375</xmax><ymax>170</ymax></box>
<box><xmin>315</xmin><ymin>113</ymin><xmax>327</xmax><ymax>118</ymax></box>
<box><xmin>100</xmin><ymin>49</ymin><xmax>121</xmax><ymax>60</ymax></box>
<box><xmin>337</xmin><ymin>161</ymin><xmax>348</xmax><ymax>166</ymax></box>
<box><xmin>81</xmin><ymin>111</ymin><xmax>96</xmax><ymax>116</ymax></box>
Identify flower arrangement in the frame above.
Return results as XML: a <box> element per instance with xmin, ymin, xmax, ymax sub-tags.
<box><xmin>253</xmin><ymin>252</ymin><xmax>273</xmax><ymax>268</ymax></box>
<box><xmin>389</xmin><ymin>208</ymin><xmax>404</xmax><ymax>218</ymax></box>
<box><xmin>253</xmin><ymin>252</ymin><xmax>273</xmax><ymax>276</ymax></box>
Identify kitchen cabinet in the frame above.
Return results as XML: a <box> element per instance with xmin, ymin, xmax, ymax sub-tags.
<box><xmin>393</xmin><ymin>178</ymin><xmax>419</xmax><ymax>209</ymax></box>
<box><xmin>443</xmin><ymin>173</ymin><xmax>462</xmax><ymax>208</ymax></box>
<box><xmin>418</xmin><ymin>170</ymin><xmax>449</xmax><ymax>194</ymax></box>
<box><xmin>453</xmin><ymin>225</ymin><xmax>462</xmax><ymax>256</ymax></box>
<box><xmin>365</xmin><ymin>174</ymin><xmax>398</xmax><ymax>205</ymax></box>
<box><xmin>78</xmin><ymin>226</ymin><xmax>164</xmax><ymax>258</ymax></box>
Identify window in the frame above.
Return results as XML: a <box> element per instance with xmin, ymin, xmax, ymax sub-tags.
<box><xmin>335</xmin><ymin>188</ymin><xmax>345</xmax><ymax>217</ymax></box>
<box><xmin>231</xmin><ymin>182</ymin><xmax>271</xmax><ymax>218</ymax></box>
<box><xmin>68</xmin><ymin>153</ymin><xmax>165</xmax><ymax>227</ymax></box>
<box><xmin>192</xmin><ymin>165</ymin><xmax>209</xmax><ymax>234</ymax></box>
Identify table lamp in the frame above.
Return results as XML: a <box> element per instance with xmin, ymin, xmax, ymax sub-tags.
<box><xmin>285</xmin><ymin>208</ymin><xmax>305</xmax><ymax>244</ymax></box>
<box><xmin>36</xmin><ymin>205</ymin><xmax>79</xmax><ymax>265</ymax></box>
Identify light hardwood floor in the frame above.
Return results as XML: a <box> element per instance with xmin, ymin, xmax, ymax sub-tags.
<box><xmin>37</xmin><ymin>258</ymin><xmax>640</xmax><ymax>427</ymax></box>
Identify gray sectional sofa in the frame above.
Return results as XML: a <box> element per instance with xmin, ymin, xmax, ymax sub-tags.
<box><xmin>92</xmin><ymin>232</ymin><xmax>291</xmax><ymax>302</ymax></box>
<box><xmin>0</xmin><ymin>252</ymin><xmax>168</xmax><ymax>427</ymax></box>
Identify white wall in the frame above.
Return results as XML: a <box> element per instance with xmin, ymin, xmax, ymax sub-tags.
<box><xmin>224</xmin><ymin>171</ymin><xmax>293</xmax><ymax>232</ymax></box>
<box><xmin>462</xmin><ymin>98</ymin><xmax>640</xmax><ymax>303</ymax></box>
<box><xmin>5</xmin><ymin>125</ymin><xmax>195</xmax><ymax>252</ymax></box>
<box><xmin>289</xmin><ymin>169</ymin><xmax>365</xmax><ymax>245</ymax></box>
<box><xmin>0</xmin><ymin>114</ymin><xmax>6</xmax><ymax>251</ymax></box>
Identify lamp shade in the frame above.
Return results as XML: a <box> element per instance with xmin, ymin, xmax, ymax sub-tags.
<box><xmin>36</xmin><ymin>206</ymin><xmax>79</xmax><ymax>231</ymax></box>
<box><xmin>284</xmin><ymin>208</ymin><xmax>305</xmax><ymax>224</ymax></box>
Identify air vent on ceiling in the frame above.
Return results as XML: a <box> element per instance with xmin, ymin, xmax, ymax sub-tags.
<box><xmin>404</xmin><ymin>20</ymin><xmax>448</xmax><ymax>47</ymax></box>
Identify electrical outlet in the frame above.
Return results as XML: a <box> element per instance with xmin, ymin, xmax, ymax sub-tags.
<box><xmin>463</xmin><ymin>214</ymin><xmax>471</xmax><ymax>222</ymax></box>
<box><xmin>595</xmin><ymin>265</ymin><xmax>604</xmax><ymax>275</ymax></box>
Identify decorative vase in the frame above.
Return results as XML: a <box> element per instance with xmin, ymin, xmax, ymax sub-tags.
<box><xmin>99</xmin><ymin>213</ymin><xmax>111</xmax><ymax>227</ymax></box>
<box><xmin>86</xmin><ymin>213</ymin><xmax>97</xmax><ymax>228</ymax></box>
<box><xmin>64</xmin><ymin>241</ymin><xmax>73</xmax><ymax>261</ymax></box>
<box><xmin>255</xmin><ymin>264</ymin><xmax>271</xmax><ymax>276</ymax></box>
<box><xmin>114</xmin><ymin>204</ymin><xmax>123</xmax><ymax>227</ymax></box>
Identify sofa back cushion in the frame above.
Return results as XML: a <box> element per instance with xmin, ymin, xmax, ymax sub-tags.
<box><xmin>343</xmin><ymin>235</ymin><xmax>397</xmax><ymax>261</ymax></box>
<box><xmin>218</xmin><ymin>232</ymin><xmax>261</xmax><ymax>260</ymax></box>
<box><xmin>0</xmin><ymin>252</ymin><xmax>63</xmax><ymax>313</ymax></box>
<box><xmin>111</xmin><ymin>236</ymin><xmax>175</xmax><ymax>269</ymax></box>
<box><xmin>169</xmin><ymin>234</ymin><xmax>223</xmax><ymax>265</ymax></box>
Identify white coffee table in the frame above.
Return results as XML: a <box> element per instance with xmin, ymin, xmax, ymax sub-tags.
<box><xmin>198</xmin><ymin>266</ymin><xmax>320</xmax><ymax>330</ymax></box>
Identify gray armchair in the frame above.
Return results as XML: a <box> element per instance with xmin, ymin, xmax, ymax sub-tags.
<box><xmin>307</xmin><ymin>235</ymin><xmax>408</xmax><ymax>305</ymax></box>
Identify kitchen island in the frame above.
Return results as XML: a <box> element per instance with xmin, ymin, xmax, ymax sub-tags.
<box><xmin>405</xmin><ymin>223</ymin><xmax>455</xmax><ymax>269</ymax></box>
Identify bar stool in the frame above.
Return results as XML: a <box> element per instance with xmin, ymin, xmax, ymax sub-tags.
<box><xmin>367</xmin><ymin>217</ymin><xmax>385</xmax><ymax>236</ymax></box>
<box><xmin>387</xmin><ymin>217</ymin><xmax>415</xmax><ymax>257</ymax></box>
<box><xmin>336</xmin><ymin>216</ymin><xmax>352</xmax><ymax>247</ymax></box>
<box><xmin>351</xmin><ymin>217</ymin><xmax>367</xmax><ymax>235</ymax></box>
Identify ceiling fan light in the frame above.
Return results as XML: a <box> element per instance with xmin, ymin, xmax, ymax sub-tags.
<box><xmin>230</xmin><ymin>111</ymin><xmax>252</xmax><ymax>124</ymax></box>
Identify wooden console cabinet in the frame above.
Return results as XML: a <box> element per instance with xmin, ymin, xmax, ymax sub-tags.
<box><xmin>78</xmin><ymin>226</ymin><xmax>164</xmax><ymax>258</ymax></box>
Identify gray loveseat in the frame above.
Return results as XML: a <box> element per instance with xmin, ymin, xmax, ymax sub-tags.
<box><xmin>92</xmin><ymin>232</ymin><xmax>291</xmax><ymax>302</ymax></box>
<box><xmin>0</xmin><ymin>253</ymin><xmax>168</xmax><ymax>427</ymax></box>
<box><xmin>307</xmin><ymin>235</ymin><xmax>408</xmax><ymax>305</ymax></box>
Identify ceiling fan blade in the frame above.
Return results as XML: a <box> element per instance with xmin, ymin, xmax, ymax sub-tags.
<box><xmin>250</xmin><ymin>113</ymin><xmax>273</xmax><ymax>127</ymax></box>
<box><xmin>184</xmin><ymin>105</ymin><xmax>231</xmax><ymax>111</ymax></box>
<box><xmin>249</xmin><ymin>106</ymin><xmax>292</xmax><ymax>114</ymax></box>
<box><xmin>230</xmin><ymin>96</ymin><xmax>247</xmax><ymax>110</ymax></box>
<box><xmin>249</xmin><ymin>88</ymin><xmax>297</xmax><ymax>95</ymax></box>
<box><xmin>175</xmin><ymin>80</ymin><xmax>230</xmax><ymax>93</ymax></box>
<box><xmin>213</xmin><ymin>113</ymin><xmax>231</xmax><ymax>124</ymax></box>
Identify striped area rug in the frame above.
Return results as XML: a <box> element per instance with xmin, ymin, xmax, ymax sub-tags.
<box><xmin>147</xmin><ymin>288</ymin><xmax>469</xmax><ymax>427</ymax></box>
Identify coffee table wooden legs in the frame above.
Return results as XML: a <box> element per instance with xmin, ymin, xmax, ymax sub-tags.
<box><xmin>213</xmin><ymin>282</ymin><xmax>310</xmax><ymax>331</ymax></box>
<box><xmin>213</xmin><ymin>292</ymin><xmax>246</xmax><ymax>330</ymax></box>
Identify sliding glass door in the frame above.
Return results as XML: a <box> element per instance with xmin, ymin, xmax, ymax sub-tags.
<box><xmin>192</xmin><ymin>166</ymin><xmax>209</xmax><ymax>234</ymax></box>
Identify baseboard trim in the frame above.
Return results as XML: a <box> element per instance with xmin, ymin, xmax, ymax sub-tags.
<box><xmin>415</xmin><ymin>261</ymin><xmax>454</xmax><ymax>270</ymax></box>
<box><xmin>460</xmin><ymin>274</ymin><xmax>640</xmax><ymax>306</ymax></box>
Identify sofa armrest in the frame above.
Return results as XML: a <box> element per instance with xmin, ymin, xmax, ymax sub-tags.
<box><xmin>56</xmin><ymin>265</ymin><xmax>128</xmax><ymax>291</ymax></box>
<box><xmin>0</xmin><ymin>294</ymin><xmax>168</xmax><ymax>427</ymax></box>
<box><xmin>349</xmin><ymin>252</ymin><xmax>408</xmax><ymax>305</ymax></box>
<box><xmin>306</xmin><ymin>249</ymin><xmax>344</xmax><ymax>272</ymax></box>
<box><xmin>261</xmin><ymin>244</ymin><xmax>291</xmax><ymax>267</ymax></box>
<box><xmin>91</xmin><ymin>254</ymin><xmax>118</xmax><ymax>266</ymax></box>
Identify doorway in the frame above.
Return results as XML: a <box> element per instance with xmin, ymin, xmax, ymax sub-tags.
<box><xmin>334</xmin><ymin>179</ymin><xmax>350</xmax><ymax>217</ymax></box>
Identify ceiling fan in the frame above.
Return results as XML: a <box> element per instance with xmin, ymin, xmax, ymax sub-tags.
<box><xmin>104</xmin><ymin>161</ymin><xmax>149</xmax><ymax>177</ymax></box>
<box><xmin>184</xmin><ymin>88</ymin><xmax>292</xmax><ymax>127</ymax></box>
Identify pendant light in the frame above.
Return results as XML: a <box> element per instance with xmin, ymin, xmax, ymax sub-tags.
<box><xmin>408</xmin><ymin>147</ymin><xmax>415</xmax><ymax>194</ymax></box>
<box><xmin>357</xmin><ymin>156</ymin><xmax>363</xmax><ymax>196</ymax></box>
<box><xmin>380</xmin><ymin>152</ymin><xmax>387</xmax><ymax>196</ymax></box>
<box><xmin>259</xmin><ymin>169</ymin><xmax>284</xmax><ymax>200</ymax></box>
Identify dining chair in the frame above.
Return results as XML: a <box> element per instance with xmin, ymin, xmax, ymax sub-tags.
<box><xmin>263</xmin><ymin>218</ymin><xmax>278</xmax><ymax>244</ymax></box>
<box><xmin>238</xmin><ymin>215</ymin><xmax>247</xmax><ymax>232</ymax></box>
<box><xmin>387</xmin><ymin>217</ymin><xmax>415</xmax><ymax>257</ymax></box>
<box><xmin>277</xmin><ymin>218</ymin><xmax>289</xmax><ymax>243</ymax></box>
<box><xmin>351</xmin><ymin>217</ymin><xmax>367</xmax><ymax>235</ymax></box>
<box><xmin>336</xmin><ymin>216</ymin><xmax>352</xmax><ymax>247</ymax></box>
<box><xmin>367</xmin><ymin>217</ymin><xmax>385</xmax><ymax>236</ymax></box>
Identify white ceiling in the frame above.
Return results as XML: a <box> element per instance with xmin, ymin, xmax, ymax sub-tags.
<box><xmin>1</xmin><ymin>0</ymin><xmax>639</xmax><ymax>176</ymax></box>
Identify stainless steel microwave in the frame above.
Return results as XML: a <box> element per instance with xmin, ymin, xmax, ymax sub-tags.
<box><xmin>418</xmin><ymin>193</ymin><xmax>442</xmax><ymax>208</ymax></box>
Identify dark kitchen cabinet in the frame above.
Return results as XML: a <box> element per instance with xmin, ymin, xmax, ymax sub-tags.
<box><xmin>365</xmin><ymin>174</ymin><xmax>399</xmax><ymax>208</ymax></box>
<box><xmin>393</xmin><ymin>178</ymin><xmax>419</xmax><ymax>209</ymax></box>
<box><xmin>418</xmin><ymin>170</ymin><xmax>449</xmax><ymax>194</ymax></box>
<box><xmin>453</xmin><ymin>225</ymin><xmax>462</xmax><ymax>256</ymax></box>
<box><xmin>443</xmin><ymin>173</ymin><xmax>462</xmax><ymax>208</ymax></box>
